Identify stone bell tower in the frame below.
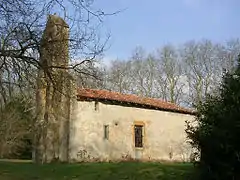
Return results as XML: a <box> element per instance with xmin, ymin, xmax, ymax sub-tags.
<box><xmin>34</xmin><ymin>14</ymin><xmax>73</xmax><ymax>163</ymax></box>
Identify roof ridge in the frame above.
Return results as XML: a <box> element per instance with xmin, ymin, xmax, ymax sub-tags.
<box><xmin>77</xmin><ymin>88</ymin><xmax>195</xmax><ymax>115</ymax></box>
<box><xmin>81</xmin><ymin>88</ymin><xmax>178</xmax><ymax>105</ymax></box>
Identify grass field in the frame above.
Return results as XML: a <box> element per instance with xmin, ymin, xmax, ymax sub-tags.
<box><xmin>0</xmin><ymin>161</ymin><xmax>194</xmax><ymax>180</ymax></box>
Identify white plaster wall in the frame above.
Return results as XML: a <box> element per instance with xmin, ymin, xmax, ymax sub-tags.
<box><xmin>69</xmin><ymin>100</ymin><xmax>195</xmax><ymax>162</ymax></box>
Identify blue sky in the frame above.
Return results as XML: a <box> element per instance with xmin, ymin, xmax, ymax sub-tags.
<box><xmin>94</xmin><ymin>0</ymin><xmax>240</xmax><ymax>60</ymax></box>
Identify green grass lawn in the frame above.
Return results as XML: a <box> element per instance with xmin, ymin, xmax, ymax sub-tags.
<box><xmin>0</xmin><ymin>161</ymin><xmax>193</xmax><ymax>180</ymax></box>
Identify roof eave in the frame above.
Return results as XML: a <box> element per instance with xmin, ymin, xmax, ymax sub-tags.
<box><xmin>77</xmin><ymin>95</ymin><xmax>196</xmax><ymax>116</ymax></box>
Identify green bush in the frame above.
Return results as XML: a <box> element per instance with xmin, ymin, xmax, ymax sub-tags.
<box><xmin>186</xmin><ymin>55</ymin><xmax>240</xmax><ymax>180</ymax></box>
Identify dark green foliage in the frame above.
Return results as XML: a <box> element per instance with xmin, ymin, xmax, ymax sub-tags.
<box><xmin>186</xmin><ymin>55</ymin><xmax>240</xmax><ymax>179</ymax></box>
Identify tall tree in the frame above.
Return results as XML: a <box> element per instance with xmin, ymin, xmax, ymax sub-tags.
<box><xmin>106</xmin><ymin>59</ymin><xmax>132</xmax><ymax>93</ymax></box>
<box><xmin>130</xmin><ymin>46</ymin><xmax>155</xmax><ymax>97</ymax></box>
<box><xmin>102</xmin><ymin>39</ymin><xmax>240</xmax><ymax>108</ymax></box>
<box><xmin>181</xmin><ymin>40</ymin><xmax>219</xmax><ymax>106</ymax></box>
<box><xmin>0</xmin><ymin>0</ymin><xmax>118</xmax><ymax>163</ymax></box>
<box><xmin>156</xmin><ymin>45</ymin><xmax>184</xmax><ymax>104</ymax></box>
<box><xmin>0</xmin><ymin>0</ymin><xmax>116</xmax><ymax>106</ymax></box>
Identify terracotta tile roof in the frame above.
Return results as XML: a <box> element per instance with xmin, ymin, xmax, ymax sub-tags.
<box><xmin>77</xmin><ymin>88</ymin><xmax>195</xmax><ymax>115</ymax></box>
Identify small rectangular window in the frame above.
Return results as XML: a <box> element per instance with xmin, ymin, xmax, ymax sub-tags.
<box><xmin>95</xmin><ymin>101</ymin><xmax>99</xmax><ymax>111</ymax></box>
<box><xmin>134</xmin><ymin>125</ymin><xmax>143</xmax><ymax>148</ymax></box>
<box><xmin>103</xmin><ymin>125</ymin><xmax>109</xmax><ymax>140</ymax></box>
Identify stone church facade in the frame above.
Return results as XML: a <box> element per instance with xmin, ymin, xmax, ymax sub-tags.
<box><xmin>35</xmin><ymin>14</ymin><xmax>195</xmax><ymax>163</ymax></box>
<box><xmin>69</xmin><ymin>88</ymin><xmax>195</xmax><ymax>162</ymax></box>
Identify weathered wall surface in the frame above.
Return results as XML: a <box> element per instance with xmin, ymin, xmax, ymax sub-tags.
<box><xmin>69</xmin><ymin>100</ymin><xmax>195</xmax><ymax>162</ymax></box>
<box><xmin>34</xmin><ymin>14</ymin><xmax>71</xmax><ymax>163</ymax></box>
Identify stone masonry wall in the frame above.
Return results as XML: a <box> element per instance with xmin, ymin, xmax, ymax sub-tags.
<box><xmin>69</xmin><ymin>100</ymin><xmax>195</xmax><ymax>162</ymax></box>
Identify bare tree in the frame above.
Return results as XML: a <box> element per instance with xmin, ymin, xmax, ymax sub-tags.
<box><xmin>102</xmin><ymin>39</ymin><xmax>240</xmax><ymax>108</ymax></box>
<box><xmin>0</xmin><ymin>0</ymin><xmax>119</xmax><ymax>163</ymax></box>
<box><xmin>129</xmin><ymin>46</ymin><xmax>155</xmax><ymax>97</ymax></box>
<box><xmin>216</xmin><ymin>39</ymin><xmax>240</xmax><ymax>72</ymax></box>
<box><xmin>180</xmin><ymin>39</ymin><xmax>236</xmax><ymax>106</ymax></box>
<box><xmin>0</xmin><ymin>0</ymin><xmax>118</xmax><ymax>105</ymax></box>
<box><xmin>141</xmin><ymin>54</ymin><xmax>158</xmax><ymax>98</ymax></box>
<box><xmin>155</xmin><ymin>45</ymin><xmax>184</xmax><ymax>104</ymax></box>
<box><xmin>105</xmin><ymin>59</ymin><xmax>133</xmax><ymax>93</ymax></box>
<box><xmin>75</xmin><ymin>60</ymin><xmax>106</xmax><ymax>89</ymax></box>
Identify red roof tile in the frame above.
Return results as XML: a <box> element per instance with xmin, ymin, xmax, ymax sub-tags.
<box><xmin>77</xmin><ymin>88</ymin><xmax>195</xmax><ymax>115</ymax></box>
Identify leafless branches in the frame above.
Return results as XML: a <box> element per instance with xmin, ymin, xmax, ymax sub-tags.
<box><xmin>102</xmin><ymin>39</ymin><xmax>240</xmax><ymax>107</ymax></box>
<box><xmin>0</xmin><ymin>0</ymin><xmax>119</xmax><ymax>161</ymax></box>
<box><xmin>0</xmin><ymin>0</ymin><xmax>118</xmax><ymax>107</ymax></box>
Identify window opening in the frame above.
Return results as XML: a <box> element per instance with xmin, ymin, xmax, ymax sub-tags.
<box><xmin>134</xmin><ymin>125</ymin><xmax>143</xmax><ymax>148</ymax></box>
<box><xmin>104</xmin><ymin>125</ymin><xmax>109</xmax><ymax>140</ymax></box>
